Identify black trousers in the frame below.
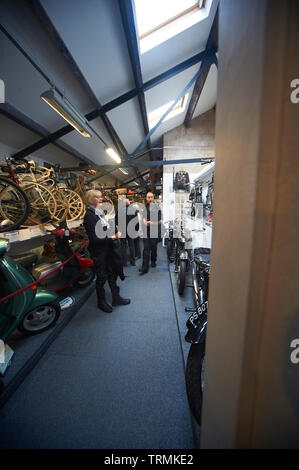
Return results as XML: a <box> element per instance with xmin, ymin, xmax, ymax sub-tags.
<box><xmin>142</xmin><ymin>238</ymin><xmax>158</xmax><ymax>271</ymax></box>
<box><xmin>120</xmin><ymin>237</ymin><xmax>135</xmax><ymax>264</ymax></box>
<box><xmin>134</xmin><ymin>237</ymin><xmax>141</xmax><ymax>257</ymax></box>
<box><xmin>93</xmin><ymin>246</ymin><xmax>118</xmax><ymax>301</ymax></box>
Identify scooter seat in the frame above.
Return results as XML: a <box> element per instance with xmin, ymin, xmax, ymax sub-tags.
<box><xmin>12</xmin><ymin>253</ymin><xmax>38</xmax><ymax>269</ymax></box>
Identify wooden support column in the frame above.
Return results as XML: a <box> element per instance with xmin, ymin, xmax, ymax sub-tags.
<box><xmin>200</xmin><ymin>0</ymin><xmax>299</xmax><ymax>449</ymax></box>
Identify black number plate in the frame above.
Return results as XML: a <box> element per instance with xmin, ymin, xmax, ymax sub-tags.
<box><xmin>187</xmin><ymin>300</ymin><xmax>208</xmax><ymax>328</ymax></box>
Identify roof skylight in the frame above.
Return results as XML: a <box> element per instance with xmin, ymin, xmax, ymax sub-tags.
<box><xmin>134</xmin><ymin>0</ymin><xmax>209</xmax><ymax>54</ymax></box>
<box><xmin>148</xmin><ymin>94</ymin><xmax>189</xmax><ymax>129</ymax></box>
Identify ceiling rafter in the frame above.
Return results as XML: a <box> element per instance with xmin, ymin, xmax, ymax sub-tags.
<box><xmin>27</xmin><ymin>0</ymin><xmax>129</xmax><ymax>183</ymax></box>
<box><xmin>184</xmin><ymin>6</ymin><xmax>218</xmax><ymax>127</ymax></box>
<box><xmin>12</xmin><ymin>46</ymin><xmax>216</xmax><ymax>160</ymax></box>
<box><xmin>118</xmin><ymin>0</ymin><xmax>153</xmax><ymax>161</ymax></box>
<box><xmin>117</xmin><ymin>0</ymin><xmax>152</xmax><ymax>190</ymax></box>
<box><xmin>10</xmin><ymin>0</ymin><xmax>148</xmax><ymax>189</ymax></box>
<box><xmin>0</xmin><ymin>102</ymin><xmax>94</xmax><ymax>165</ymax></box>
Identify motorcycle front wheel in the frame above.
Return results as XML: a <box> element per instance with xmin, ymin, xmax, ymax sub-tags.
<box><xmin>178</xmin><ymin>259</ymin><xmax>187</xmax><ymax>295</ymax></box>
<box><xmin>73</xmin><ymin>268</ymin><xmax>95</xmax><ymax>288</ymax></box>
<box><xmin>18</xmin><ymin>301</ymin><xmax>61</xmax><ymax>336</ymax></box>
<box><xmin>167</xmin><ymin>239</ymin><xmax>176</xmax><ymax>262</ymax></box>
<box><xmin>185</xmin><ymin>342</ymin><xmax>205</xmax><ymax>425</ymax></box>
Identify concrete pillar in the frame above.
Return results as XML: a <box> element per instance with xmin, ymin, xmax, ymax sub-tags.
<box><xmin>200</xmin><ymin>0</ymin><xmax>299</xmax><ymax>448</ymax></box>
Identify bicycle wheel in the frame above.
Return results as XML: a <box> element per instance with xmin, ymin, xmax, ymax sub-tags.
<box><xmin>0</xmin><ymin>176</ymin><xmax>30</xmax><ymax>232</ymax></box>
<box><xmin>20</xmin><ymin>181</ymin><xmax>57</xmax><ymax>226</ymax></box>
<box><xmin>63</xmin><ymin>189</ymin><xmax>85</xmax><ymax>221</ymax></box>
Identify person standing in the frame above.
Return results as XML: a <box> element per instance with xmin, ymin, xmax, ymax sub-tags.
<box><xmin>132</xmin><ymin>202</ymin><xmax>142</xmax><ymax>259</ymax></box>
<box><xmin>84</xmin><ymin>190</ymin><xmax>130</xmax><ymax>313</ymax></box>
<box><xmin>139</xmin><ymin>192</ymin><xmax>162</xmax><ymax>275</ymax></box>
<box><xmin>116</xmin><ymin>198</ymin><xmax>137</xmax><ymax>266</ymax></box>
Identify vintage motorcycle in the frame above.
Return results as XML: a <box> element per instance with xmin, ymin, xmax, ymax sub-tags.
<box><xmin>184</xmin><ymin>247</ymin><xmax>210</xmax><ymax>424</ymax></box>
<box><xmin>165</xmin><ymin>219</ymin><xmax>192</xmax><ymax>296</ymax></box>
<box><xmin>0</xmin><ymin>238</ymin><xmax>61</xmax><ymax>341</ymax></box>
<box><xmin>12</xmin><ymin>221</ymin><xmax>95</xmax><ymax>292</ymax></box>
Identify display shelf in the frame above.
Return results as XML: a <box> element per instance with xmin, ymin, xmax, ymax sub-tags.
<box><xmin>1</xmin><ymin>219</ymin><xmax>84</xmax><ymax>244</ymax></box>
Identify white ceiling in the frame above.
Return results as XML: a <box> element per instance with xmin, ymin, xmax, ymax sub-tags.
<box><xmin>0</xmin><ymin>0</ymin><xmax>219</xmax><ymax>185</ymax></box>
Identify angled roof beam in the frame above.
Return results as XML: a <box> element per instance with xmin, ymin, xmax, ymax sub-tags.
<box><xmin>11</xmin><ymin>45</ymin><xmax>216</xmax><ymax>160</ymax></box>
<box><xmin>28</xmin><ymin>0</ymin><xmax>128</xmax><ymax>163</ymax></box>
<box><xmin>184</xmin><ymin>6</ymin><xmax>218</xmax><ymax>127</ymax></box>
<box><xmin>0</xmin><ymin>103</ymin><xmax>94</xmax><ymax>165</ymax></box>
<box><xmin>12</xmin><ymin>2</ymin><xmax>148</xmax><ymax>189</ymax></box>
<box><xmin>118</xmin><ymin>0</ymin><xmax>153</xmax><ymax>161</ymax></box>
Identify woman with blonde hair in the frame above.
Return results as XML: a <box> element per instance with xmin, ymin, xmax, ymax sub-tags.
<box><xmin>84</xmin><ymin>190</ymin><xmax>130</xmax><ymax>313</ymax></box>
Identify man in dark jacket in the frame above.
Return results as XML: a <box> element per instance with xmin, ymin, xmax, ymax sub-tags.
<box><xmin>139</xmin><ymin>192</ymin><xmax>162</xmax><ymax>275</ymax></box>
<box><xmin>116</xmin><ymin>199</ymin><xmax>138</xmax><ymax>266</ymax></box>
<box><xmin>84</xmin><ymin>190</ymin><xmax>130</xmax><ymax>313</ymax></box>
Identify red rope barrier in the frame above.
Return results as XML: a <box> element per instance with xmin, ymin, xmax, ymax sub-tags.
<box><xmin>0</xmin><ymin>240</ymin><xmax>89</xmax><ymax>304</ymax></box>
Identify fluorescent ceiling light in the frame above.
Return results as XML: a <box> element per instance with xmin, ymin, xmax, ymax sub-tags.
<box><xmin>40</xmin><ymin>89</ymin><xmax>91</xmax><ymax>138</ymax></box>
<box><xmin>105</xmin><ymin>147</ymin><xmax>122</xmax><ymax>164</ymax></box>
<box><xmin>148</xmin><ymin>93</ymin><xmax>189</xmax><ymax>129</ymax></box>
<box><xmin>119</xmin><ymin>168</ymin><xmax>129</xmax><ymax>175</ymax></box>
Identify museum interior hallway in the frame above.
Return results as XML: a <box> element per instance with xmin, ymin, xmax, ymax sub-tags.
<box><xmin>0</xmin><ymin>245</ymin><xmax>200</xmax><ymax>449</ymax></box>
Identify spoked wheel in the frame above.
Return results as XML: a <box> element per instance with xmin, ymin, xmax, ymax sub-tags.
<box><xmin>51</xmin><ymin>188</ymin><xmax>69</xmax><ymax>223</ymax></box>
<box><xmin>18</xmin><ymin>301</ymin><xmax>61</xmax><ymax>336</ymax></box>
<box><xmin>63</xmin><ymin>189</ymin><xmax>85</xmax><ymax>221</ymax></box>
<box><xmin>185</xmin><ymin>342</ymin><xmax>205</xmax><ymax>425</ymax></box>
<box><xmin>0</xmin><ymin>176</ymin><xmax>30</xmax><ymax>232</ymax></box>
<box><xmin>20</xmin><ymin>181</ymin><xmax>57</xmax><ymax>226</ymax></box>
<box><xmin>178</xmin><ymin>259</ymin><xmax>187</xmax><ymax>295</ymax></box>
<box><xmin>73</xmin><ymin>268</ymin><xmax>95</xmax><ymax>288</ymax></box>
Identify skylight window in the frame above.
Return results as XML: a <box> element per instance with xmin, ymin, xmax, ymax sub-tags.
<box><xmin>148</xmin><ymin>94</ymin><xmax>189</xmax><ymax>129</ymax></box>
<box><xmin>134</xmin><ymin>0</ymin><xmax>209</xmax><ymax>54</ymax></box>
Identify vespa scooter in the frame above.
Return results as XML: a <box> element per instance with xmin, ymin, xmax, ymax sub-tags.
<box><xmin>0</xmin><ymin>238</ymin><xmax>61</xmax><ymax>341</ymax></box>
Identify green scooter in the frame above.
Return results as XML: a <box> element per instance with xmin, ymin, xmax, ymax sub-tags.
<box><xmin>0</xmin><ymin>238</ymin><xmax>61</xmax><ymax>342</ymax></box>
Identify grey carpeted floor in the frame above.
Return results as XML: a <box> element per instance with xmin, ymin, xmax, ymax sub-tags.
<box><xmin>0</xmin><ymin>245</ymin><xmax>199</xmax><ymax>449</ymax></box>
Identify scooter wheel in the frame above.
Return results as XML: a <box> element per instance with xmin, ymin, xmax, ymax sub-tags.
<box><xmin>73</xmin><ymin>268</ymin><xmax>95</xmax><ymax>288</ymax></box>
<box><xmin>18</xmin><ymin>301</ymin><xmax>61</xmax><ymax>336</ymax></box>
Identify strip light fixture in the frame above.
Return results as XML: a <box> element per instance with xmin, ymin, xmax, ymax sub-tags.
<box><xmin>105</xmin><ymin>147</ymin><xmax>121</xmax><ymax>164</ymax></box>
<box><xmin>40</xmin><ymin>89</ymin><xmax>92</xmax><ymax>138</ymax></box>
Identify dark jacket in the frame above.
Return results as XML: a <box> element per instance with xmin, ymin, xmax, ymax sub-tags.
<box><xmin>83</xmin><ymin>207</ymin><xmax>125</xmax><ymax>280</ymax></box>
<box><xmin>141</xmin><ymin>203</ymin><xmax>162</xmax><ymax>239</ymax></box>
<box><xmin>116</xmin><ymin>203</ymin><xmax>139</xmax><ymax>237</ymax></box>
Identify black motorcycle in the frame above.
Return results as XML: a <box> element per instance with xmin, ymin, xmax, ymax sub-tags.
<box><xmin>184</xmin><ymin>247</ymin><xmax>210</xmax><ymax>425</ymax></box>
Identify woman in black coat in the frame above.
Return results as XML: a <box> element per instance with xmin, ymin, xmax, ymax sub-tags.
<box><xmin>84</xmin><ymin>190</ymin><xmax>130</xmax><ymax>313</ymax></box>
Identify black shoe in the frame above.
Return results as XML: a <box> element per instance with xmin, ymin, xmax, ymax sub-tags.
<box><xmin>97</xmin><ymin>301</ymin><xmax>113</xmax><ymax>313</ymax></box>
<box><xmin>112</xmin><ymin>296</ymin><xmax>131</xmax><ymax>306</ymax></box>
<box><xmin>151</xmin><ymin>262</ymin><xmax>156</xmax><ymax>268</ymax></box>
<box><xmin>139</xmin><ymin>269</ymin><xmax>148</xmax><ymax>275</ymax></box>
<box><xmin>130</xmin><ymin>260</ymin><xmax>136</xmax><ymax>266</ymax></box>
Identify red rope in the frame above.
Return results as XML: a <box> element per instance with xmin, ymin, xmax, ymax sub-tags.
<box><xmin>0</xmin><ymin>240</ymin><xmax>89</xmax><ymax>304</ymax></box>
